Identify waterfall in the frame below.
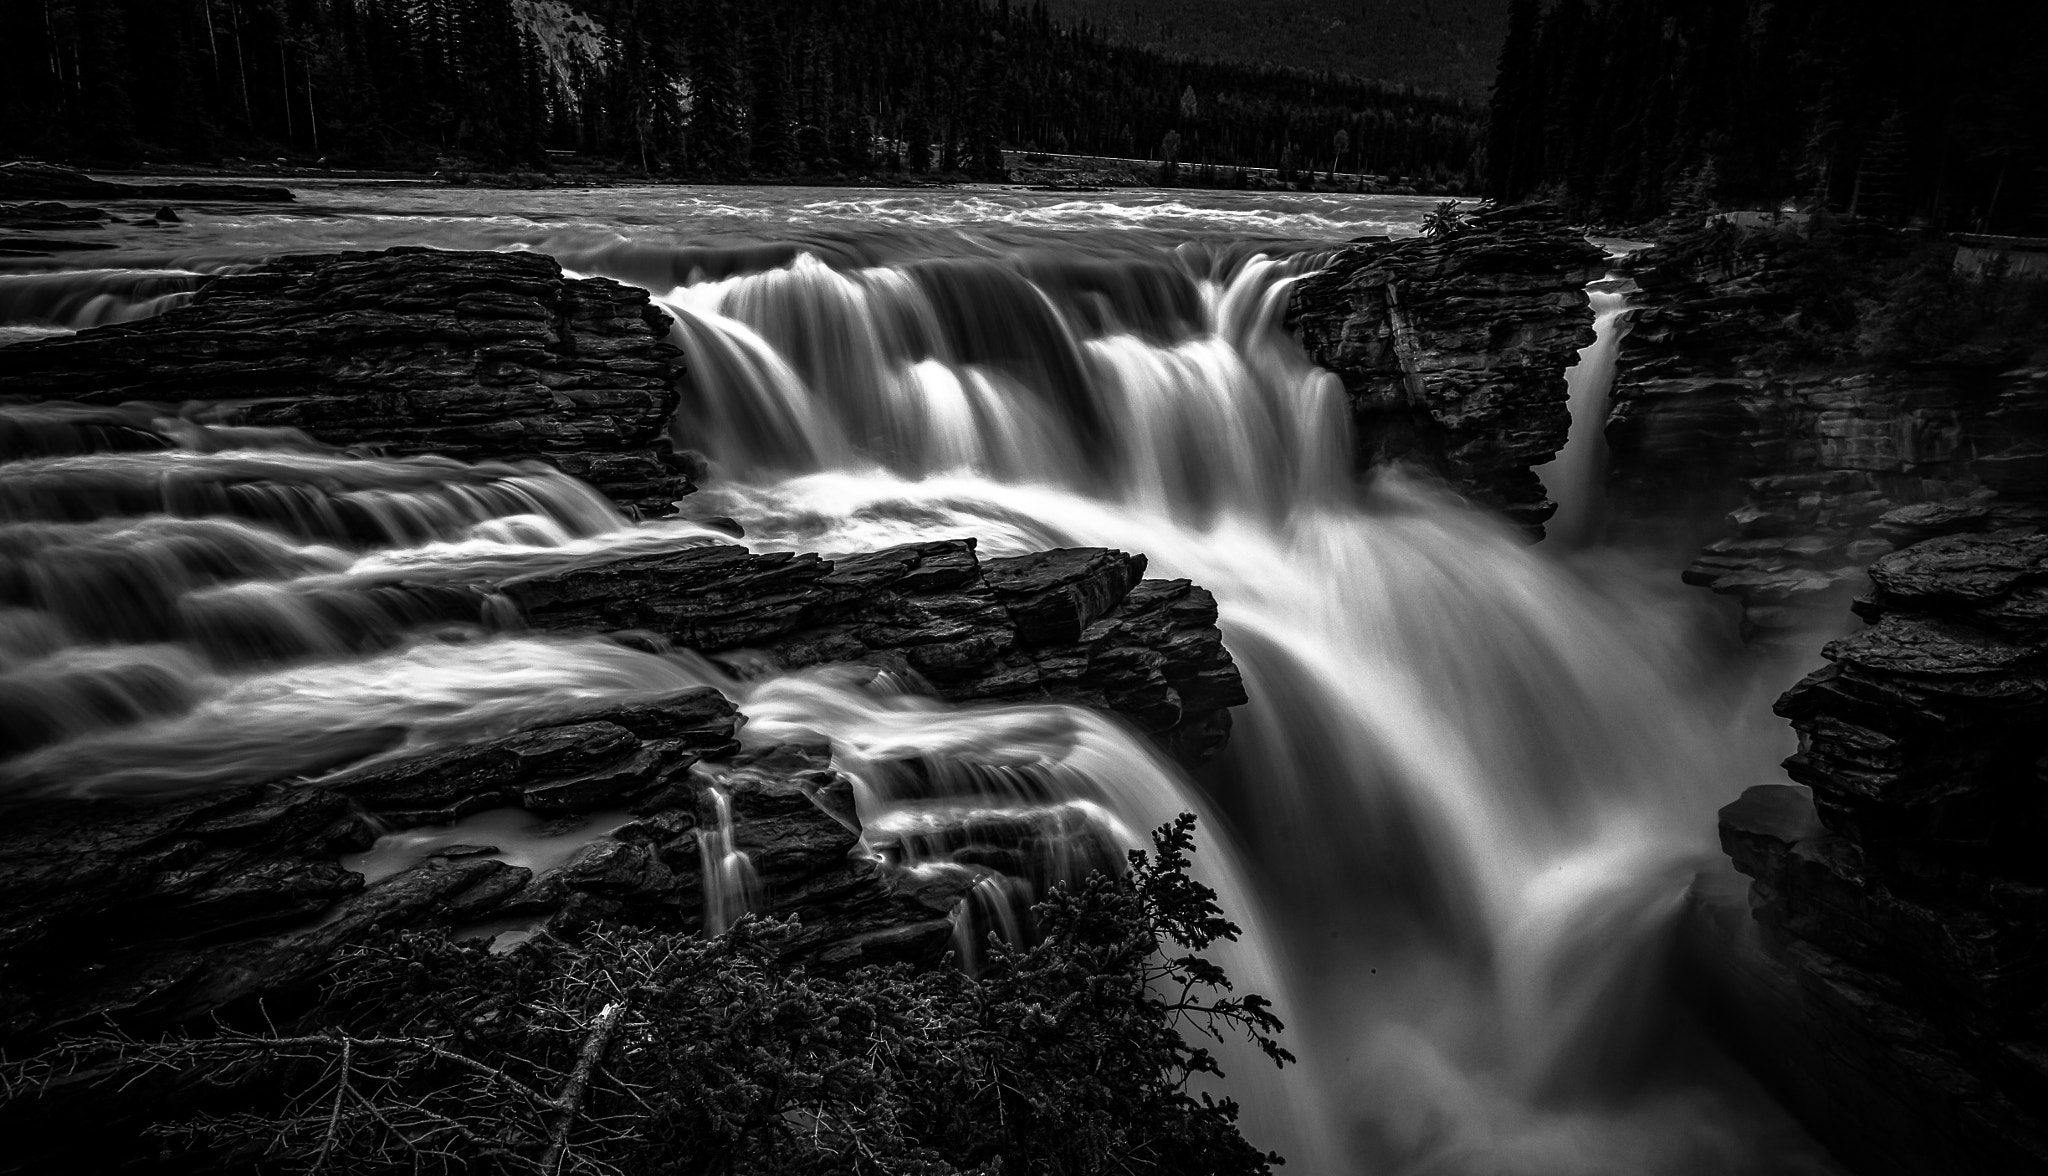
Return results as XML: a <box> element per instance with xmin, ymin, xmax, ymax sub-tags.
<box><xmin>0</xmin><ymin>192</ymin><xmax>1821</xmax><ymax>1173</ymax></box>
<box><xmin>1537</xmin><ymin>279</ymin><xmax>1636</xmax><ymax>547</ymax></box>
<box><xmin>624</xmin><ymin>250</ymin><xmax>1806</xmax><ymax>1173</ymax></box>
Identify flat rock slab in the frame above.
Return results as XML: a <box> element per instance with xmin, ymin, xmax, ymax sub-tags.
<box><xmin>0</xmin><ymin>247</ymin><xmax>692</xmax><ymax>517</ymax></box>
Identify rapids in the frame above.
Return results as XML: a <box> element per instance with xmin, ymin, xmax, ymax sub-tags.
<box><xmin>0</xmin><ymin>185</ymin><xmax>1837</xmax><ymax>1174</ymax></box>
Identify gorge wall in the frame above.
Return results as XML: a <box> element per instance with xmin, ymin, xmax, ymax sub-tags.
<box><xmin>1615</xmin><ymin>223</ymin><xmax>2048</xmax><ymax>1173</ymax></box>
<box><xmin>1699</xmin><ymin>528</ymin><xmax>2048</xmax><ymax>1175</ymax></box>
<box><xmin>1608</xmin><ymin>223</ymin><xmax>2048</xmax><ymax>648</ymax></box>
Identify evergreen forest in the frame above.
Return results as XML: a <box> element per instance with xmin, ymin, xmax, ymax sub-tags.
<box><xmin>0</xmin><ymin>0</ymin><xmax>1482</xmax><ymax>184</ymax></box>
<box><xmin>1484</xmin><ymin>0</ymin><xmax>2048</xmax><ymax>232</ymax></box>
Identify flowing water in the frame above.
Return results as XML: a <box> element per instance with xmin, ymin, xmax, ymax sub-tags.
<box><xmin>0</xmin><ymin>183</ymin><xmax>1835</xmax><ymax>1174</ymax></box>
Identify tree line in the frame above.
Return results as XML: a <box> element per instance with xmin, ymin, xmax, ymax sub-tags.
<box><xmin>1484</xmin><ymin>0</ymin><xmax>2048</xmax><ymax>232</ymax></box>
<box><xmin>0</xmin><ymin>0</ymin><xmax>1481</xmax><ymax>184</ymax></box>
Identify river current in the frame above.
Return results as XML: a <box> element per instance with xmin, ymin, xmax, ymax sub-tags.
<box><xmin>0</xmin><ymin>183</ymin><xmax>1839</xmax><ymax>1174</ymax></box>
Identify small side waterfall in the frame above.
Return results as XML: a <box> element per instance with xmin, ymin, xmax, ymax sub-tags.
<box><xmin>1537</xmin><ymin>279</ymin><xmax>1637</xmax><ymax>547</ymax></box>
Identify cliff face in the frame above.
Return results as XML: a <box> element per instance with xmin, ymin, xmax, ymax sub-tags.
<box><xmin>1702</xmin><ymin>528</ymin><xmax>2048</xmax><ymax>1174</ymax></box>
<box><xmin>0</xmin><ymin>247</ymin><xmax>693</xmax><ymax>516</ymax></box>
<box><xmin>1609</xmin><ymin>225</ymin><xmax>2048</xmax><ymax>647</ymax></box>
<box><xmin>1288</xmin><ymin>204</ymin><xmax>1606</xmax><ymax>533</ymax></box>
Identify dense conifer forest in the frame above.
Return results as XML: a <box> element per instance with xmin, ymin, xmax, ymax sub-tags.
<box><xmin>0</xmin><ymin>0</ymin><xmax>1481</xmax><ymax>184</ymax></box>
<box><xmin>1484</xmin><ymin>0</ymin><xmax>2048</xmax><ymax>232</ymax></box>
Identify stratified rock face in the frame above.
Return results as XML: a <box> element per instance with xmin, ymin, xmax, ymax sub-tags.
<box><xmin>497</xmin><ymin>540</ymin><xmax>1244</xmax><ymax>737</ymax></box>
<box><xmin>0</xmin><ymin>535</ymin><xmax>1245</xmax><ymax>1046</ymax></box>
<box><xmin>0</xmin><ymin>248</ymin><xmax>692</xmax><ymax>516</ymax></box>
<box><xmin>1714</xmin><ymin>528</ymin><xmax>2048</xmax><ymax>1174</ymax></box>
<box><xmin>1610</xmin><ymin>225</ymin><xmax>2048</xmax><ymax>646</ymax></box>
<box><xmin>1288</xmin><ymin>204</ymin><xmax>1606</xmax><ymax>533</ymax></box>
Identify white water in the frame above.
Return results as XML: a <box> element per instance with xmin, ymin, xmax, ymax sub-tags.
<box><xmin>629</xmin><ymin>248</ymin><xmax>1822</xmax><ymax>1173</ymax></box>
<box><xmin>1536</xmin><ymin>282</ymin><xmax>1635</xmax><ymax>548</ymax></box>
<box><xmin>0</xmin><ymin>189</ymin><xmax>1832</xmax><ymax>1173</ymax></box>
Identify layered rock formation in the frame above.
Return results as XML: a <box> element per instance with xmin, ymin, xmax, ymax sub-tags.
<box><xmin>1288</xmin><ymin>203</ymin><xmax>1606</xmax><ymax>533</ymax></box>
<box><xmin>0</xmin><ymin>248</ymin><xmax>692</xmax><ymax>516</ymax></box>
<box><xmin>1609</xmin><ymin>223</ymin><xmax>2048</xmax><ymax>646</ymax></box>
<box><xmin>498</xmin><ymin>540</ymin><xmax>1243</xmax><ymax>748</ymax></box>
<box><xmin>1700</xmin><ymin>528</ymin><xmax>2048</xmax><ymax>1174</ymax></box>
<box><xmin>0</xmin><ymin>533</ymin><xmax>1242</xmax><ymax>1046</ymax></box>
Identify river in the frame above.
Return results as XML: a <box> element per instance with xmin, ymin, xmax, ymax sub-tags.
<box><xmin>0</xmin><ymin>182</ymin><xmax>1840</xmax><ymax>1174</ymax></box>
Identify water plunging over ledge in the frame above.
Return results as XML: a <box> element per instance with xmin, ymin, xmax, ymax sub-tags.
<box><xmin>0</xmin><ymin>189</ymin><xmax>1835</xmax><ymax>1174</ymax></box>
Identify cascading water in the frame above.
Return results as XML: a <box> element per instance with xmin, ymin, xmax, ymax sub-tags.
<box><xmin>634</xmin><ymin>247</ymin><xmax>1827</xmax><ymax>1174</ymax></box>
<box><xmin>1536</xmin><ymin>279</ymin><xmax>1636</xmax><ymax>548</ymax></box>
<box><xmin>0</xmin><ymin>187</ymin><xmax>1834</xmax><ymax>1174</ymax></box>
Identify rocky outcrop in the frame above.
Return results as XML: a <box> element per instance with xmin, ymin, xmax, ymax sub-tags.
<box><xmin>0</xmin><ymin>248</ymin><xmax>692</xmax><ymax>516</ymax></box>
<box><xmin>499</xmin><ymin>540</ymin><xmax>1244</xmax><ymax>745</ymax></box>
<box><xmin>1609</xmin><ymin>224</ymin><xmax>2048</xmax><ymax>646</ymax></box>
<box><xmin>0</xmin><ymin>685</ymin><xmax>948</xmax><ymax>1046</ymax></box>
<box><xmin>0</xmin><ymin>161</ymin><xmax>293</xmax><ymax>203</ymax></box>
<box><xmin>0</xmin><ymin>529</ymin><xmax>1241</xmax><ymax>1034</ymax></box>
<box><xmin>0</xmin><ymin>531</ymin><xmax>1245</xmax><ymax>1052</ymax></box>
<box><xmin>1288</xmin><ymin>203</ymin><xmax>1606</xmax><ymax>533</ymax></box>
<box><xmin>1700</xmin><ymin>528</ymin><xmax>2048</xmax><ymax>1174</ymax></box>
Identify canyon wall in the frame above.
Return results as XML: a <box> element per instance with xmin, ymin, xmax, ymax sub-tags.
<box><xmin>1699</xmin><ymin>528</ymin><xmax>2048</xmax><ymax>1175</ymax></box>
<box><xmin>1630</xmin><ymin>223</ymin><xmax>2048</xmax><ymax>1173</ymax></box>
<box><xmin>1609</xmin><ymin>223</ymin><xmax>2048</xmax><ymax>648</ymax></box>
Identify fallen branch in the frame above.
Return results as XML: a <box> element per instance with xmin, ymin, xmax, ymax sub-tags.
<box><xmin>541</xmin><ymin>1000</ymin><xmax>627</xmax><ymax>1175</ymax></box>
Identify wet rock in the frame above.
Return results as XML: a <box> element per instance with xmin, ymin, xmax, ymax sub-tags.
<box><xmin>493</xmin><ymin>539</ymin><xmax>1244</xmax><ymax>742</ymax></box>
<box><xmin>1607</xmin><ymin>225</ymin><xmax>2048</xmax><ymax>644</ymax></box>
<box><xmin>1712</xmin><ymin>528</ymin><xmax>2048</xmax><ymax>1173</ymax></box>
<box><xmin>0</xmin><ymin>201</ymin><xmax>110</xmax><ymax>228</ymax></box>
<box><xmin>1288</xmin><ymin>203</ymin><xmax>1606</xmax><ymax>534</ymax></box>
<box><xmin>0</xmin><ymin>527</ymin><xmax>1244</xmax><ymax>1048</ymax></box>
<box><xmin>0</xmin><ymin>248</ymin><xmax>690</xmax><ymax>517</ymax></box>
<box><xmin>323</xmin><ymin>688</ymin><xmax>740</xmax><ymax>822</ymax></box>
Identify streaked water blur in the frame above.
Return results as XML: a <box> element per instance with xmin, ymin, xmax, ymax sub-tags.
<box><xmin>0</xmin><ymin>187</ymin><xmax>1833</xmax><ymax>1174</ymax></box>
